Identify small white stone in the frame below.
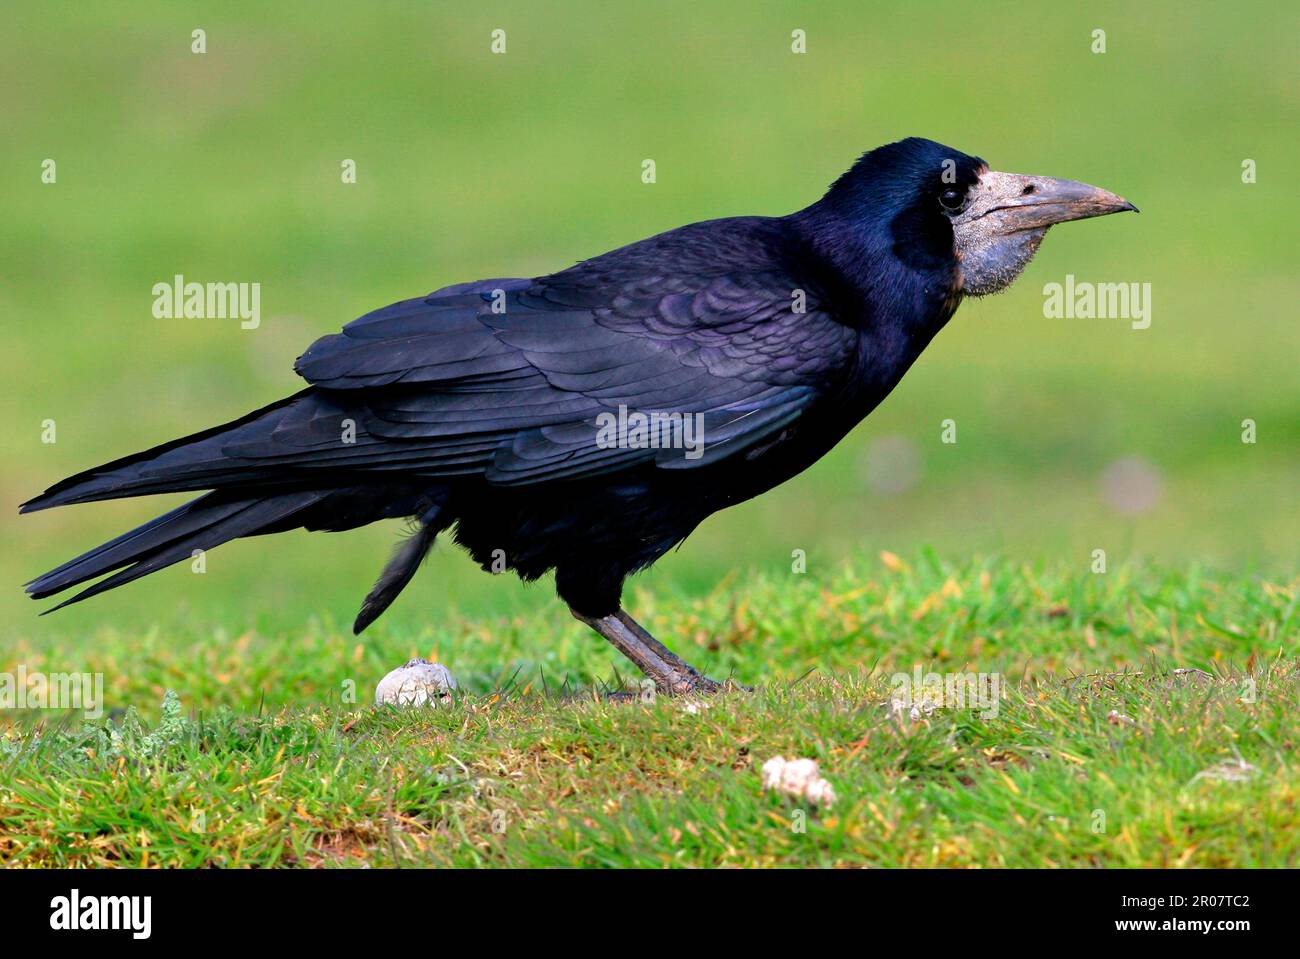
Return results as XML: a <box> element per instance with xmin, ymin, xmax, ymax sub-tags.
<box><xmin>760</xmin><ymin>755</ymin><xmax>837</xmax><ymax>808</ymax></box>
<box><xmin>803</xmin><ymin>777</ymin><xmax>838</xmax><ymax>808</ymax></box>
<box><xmin>375</xmin><ymin>658</ymin><xmax>457</xmax><ymax>707</ymax></box>
<box><xmin>760</xmin><ymin>756</ymin><xmax>787</xmax><ymax>790</ymax></box>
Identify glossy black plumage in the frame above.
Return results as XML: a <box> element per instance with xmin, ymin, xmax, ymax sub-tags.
<box><xmin>24</xmin><ymin>137</ymin><xmax>987</xmax><ymax>635</ymax></box>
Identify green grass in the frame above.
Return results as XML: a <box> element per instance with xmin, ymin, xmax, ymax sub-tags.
<box><xmin>3</xmin><ymin>554</ymin><xmax>1295</xmax><ymax>867</ymax></box>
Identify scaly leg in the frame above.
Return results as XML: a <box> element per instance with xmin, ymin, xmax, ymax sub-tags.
<box><xmin>571</xmin><ymin>607</ymin><xmax>722</xmax><ymax>696</ymax></box>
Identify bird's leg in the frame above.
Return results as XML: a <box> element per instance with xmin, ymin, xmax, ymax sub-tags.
<box><xmin>571</xmin><ymin>607</ymin><xmax>720</xmax><ymax>697</ymax></box>
<box><xmin>616</xmin><ymin>611</ymin><xmax>755</xmax><ymax>694</ymax></box>
<box><xmin>613</xmin><ymin>610</ymin><xmax>723</xmax><ymax>692</ymax></box>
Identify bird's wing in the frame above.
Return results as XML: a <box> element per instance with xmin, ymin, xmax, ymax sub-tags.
<box><xmin>233</xmin><ymin>267</ymin><xmax>856</xmax><ymax>485</ymax></box>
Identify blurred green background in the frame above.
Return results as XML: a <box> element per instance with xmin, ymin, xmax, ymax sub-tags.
<box><xmin>2</xmin><ymin>0</ymin><xmax>1296</xmax><ymax>647</ymax></box>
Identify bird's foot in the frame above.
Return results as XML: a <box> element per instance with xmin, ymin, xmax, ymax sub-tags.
<box><xmin>665</xmin><ymin>668</ymin><xmax>759</xmax><ymax>697</ymax></box>
<box><xmin>590</xmin><ymin>688</ymin><xmax>642</xmax><ymax>705</ymax></box>
<box><xmin>572</xmin><ymin>607</ymin><xmax>749</xmax><ymax>699</ymax></box>
<box><xmin>602</xmin><ymin>671</ymin><xmax>731</xmax><ymax>700</ymax></box>
<box><xmin>665</xmin><ymin>669</ymin><xmax>720</xmax><ymax>697</ymax></box>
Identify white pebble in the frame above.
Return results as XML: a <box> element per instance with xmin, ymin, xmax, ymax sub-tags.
<box><xmin>760</xmin><ymin>755</ymin><xmax>837</xmax><ymax>807</ymax></box>
<box><xmin>375</xmin><ymin>658</ymin><xmax>457</xmax><ymax>707</ymax></box>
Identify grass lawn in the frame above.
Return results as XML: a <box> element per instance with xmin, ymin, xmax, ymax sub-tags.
<box><xmin>2</xmin><ymin>553</ymin><xmax>1294</xmax><ymax>867</ymax></box>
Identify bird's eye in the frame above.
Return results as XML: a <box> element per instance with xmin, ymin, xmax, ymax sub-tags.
<box><xmin>939</xmin><ymin>188</ymin><xmax>966</xmax><ymax>211</ymax></box>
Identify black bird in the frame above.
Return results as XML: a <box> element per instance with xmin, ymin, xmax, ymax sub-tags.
<box><xmin>23</xmin><ymin>138</ymin><xmax>1135</xmax><ymax>694</ymax></box>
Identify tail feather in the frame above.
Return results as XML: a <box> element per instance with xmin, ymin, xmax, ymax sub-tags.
<box><xmin>23</xmin><ymin>386</ymin><xmax>448</xmax><ymax>625</ymax></box>
<box><xmin>352</xmin><ymin>505</ymin><xmax>444</xmax><ymax>634</ymax></box>
<box><xmin>27</xmin><ymin>489</ymin><xmax>330</xmax><ymax>611</ymax></box>
<box><xmin>25</xmin><ymin>495</ymin><xmax>248</xmax><ymax>597</ymax></box>
<box><xmin>19</xmin><ymin>392</ymin><xmax>305</xmax><ymax>514</ymax></box>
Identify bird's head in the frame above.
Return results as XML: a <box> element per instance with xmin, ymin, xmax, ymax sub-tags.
<box><xmin>944</xmin><ymin>162</ymin><xmax>1137</xmax><ymax>297</ymax></box>
<box><xmin>806</xmin><ymin>137</ymin><xmax>1137</xmax><ymax>298</ymax></box>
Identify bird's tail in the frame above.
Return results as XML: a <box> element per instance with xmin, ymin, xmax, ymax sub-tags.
<box><xmin>352</xmin><ymin>505</ymin><xmax>445</xmax><ymax>635</ymax></box>
<box><xmin>18</xmin><ymin>393</ymin><xmax>306</xmax><ymax>514</ymax></box>
<box><xmin>24</xmin><ymin>488</ymin><xmax>331</xmax><ymax>612</ymax></box>
<box><xmin>23</xmin><ymin>389</ymin><xmax>443</xmax><ymax>625</ymax></box>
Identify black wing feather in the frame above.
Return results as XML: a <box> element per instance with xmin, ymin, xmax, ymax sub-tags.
<box><xmin>25</xmin><ymin>218</ymin><xmax>859</xmax><ymax>508</ymax></box>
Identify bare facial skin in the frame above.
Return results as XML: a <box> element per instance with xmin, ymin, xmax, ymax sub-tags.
<box><xmin>951</xmin><ymin>170</ymin><xmax>1137</xmax><ymax>295</ymax></box>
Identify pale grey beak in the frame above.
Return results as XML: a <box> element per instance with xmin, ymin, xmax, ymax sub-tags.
<box><xmin>951</xmin><ymin>170</ymin><xmax>1138</xmax><ymax>296</ymax></box>
<box><xmin>959</xmin><ymin>171</ymin><xmax>1138</xmax><ymax>234</ymax></box>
